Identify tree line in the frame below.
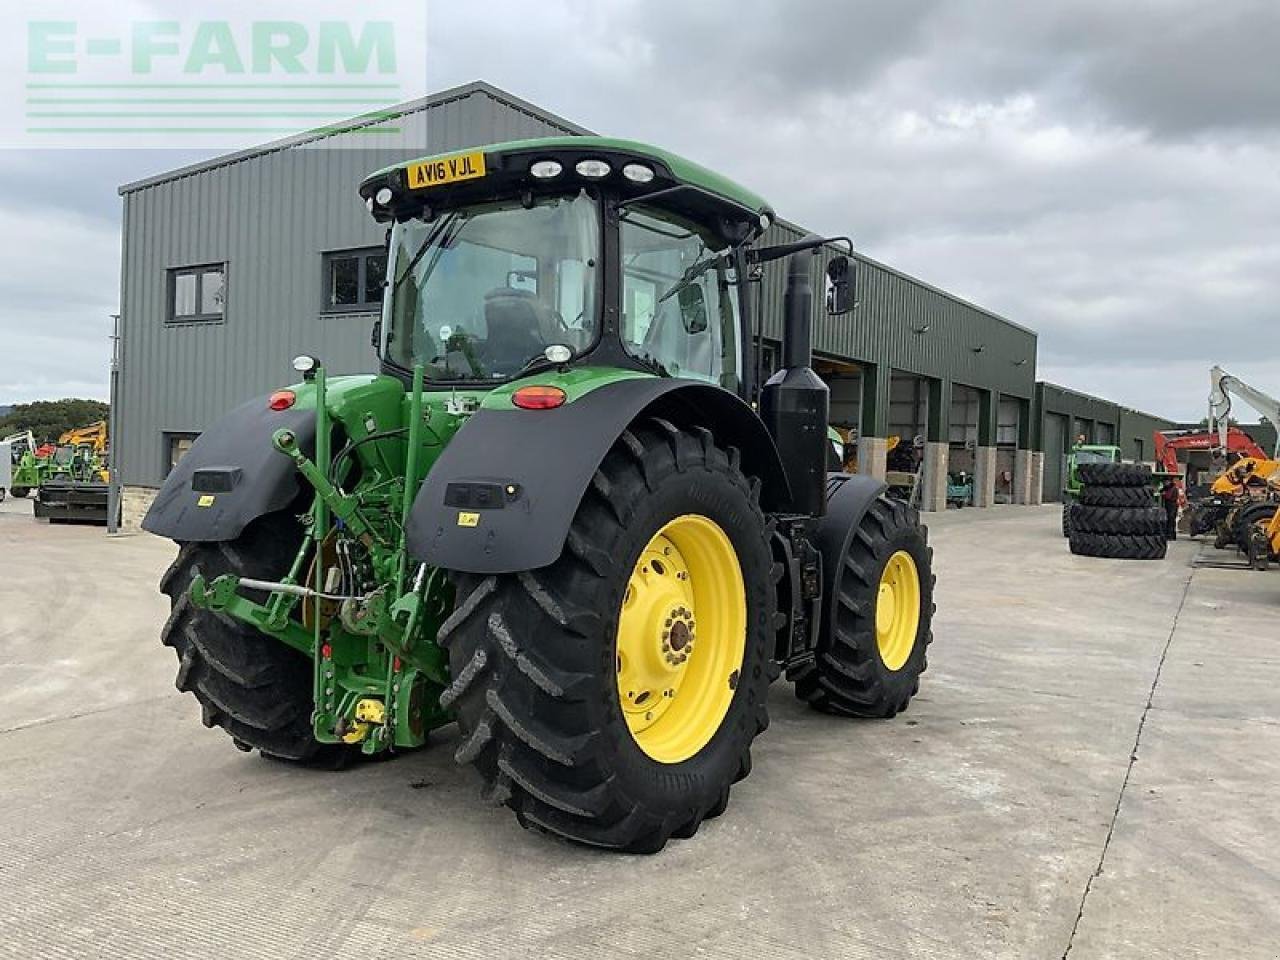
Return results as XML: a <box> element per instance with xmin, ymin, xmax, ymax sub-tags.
<box><xmin>0</xmin><ymin>399</ymin><xmax>110</xmax><ymax>445</ymax></box>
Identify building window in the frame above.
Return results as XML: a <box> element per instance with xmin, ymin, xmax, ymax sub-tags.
<box><xmin>322</xmin><ymin>247</ymin><xmax>386</xmax><ymax>313</ymax></box>
<box><xmin>165</xmin><ymin>432</ymin><xmax>199</xmax><ymax>475</ymax></box>
<box><xmin>168</xmin><ymin>265</ymin><xmax>225</xmax><ymax>323</ymax></box>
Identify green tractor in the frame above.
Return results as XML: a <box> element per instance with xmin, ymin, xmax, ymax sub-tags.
<box><xmin>1061</xmin><ymin>443</ymin><xmax>1123</xmax><ymax>537</ymax></box>
<box><xmin>144</xmin><ymin>136</ymin><xmax>935</xmax><ymax>852</ymax></box>
<box><xmin>7</xmin><ymin>432</ymin><xmax>47</xmax><ymax>499</ymax></box>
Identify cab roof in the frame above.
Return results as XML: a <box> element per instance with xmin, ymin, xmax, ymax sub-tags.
<box><xmin>359</xmin><ymin>135</ymin><xmax>774</xmax><ymax>228</ymax></box>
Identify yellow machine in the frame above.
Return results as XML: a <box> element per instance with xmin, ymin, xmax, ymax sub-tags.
<box><xmin>58</xmin><ymin>419</ymin><xmax>107</xmax><ymax>452</ymax></box>
<box><xmin>1210</xmin><ymin>456</ymin><xmax>1280</xmax><ymax>496</ymax></box>
<box><xmin>1243</xmin><ymin>479</ymin><xmax>1280</xmax><ymax>570</ymax></box>
<box><xmin>55</xmin><ymin>420</ymin><xmax>109</xmax><ymax>482</ymax></box>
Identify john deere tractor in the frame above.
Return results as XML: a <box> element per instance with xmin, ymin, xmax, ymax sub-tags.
<box><xmin>144</xmin><ymin>136</ymin><xmax>935</xmax><ymax>852</ymax></box>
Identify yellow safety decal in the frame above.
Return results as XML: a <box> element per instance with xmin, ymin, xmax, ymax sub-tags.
<box><xmin>197</xmin><ymin>495</ymin><xmax>215</xmax><ymax>507</ymax></box>
<box><xmin>457</xmin><ymin>511</ymin><xmax>480</xmax><ymax>527</ymax></box>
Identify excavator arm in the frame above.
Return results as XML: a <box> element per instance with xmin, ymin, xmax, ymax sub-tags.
<box><xmin>1209</xmin><ymin>366</ymin><xmax>1280</xmax><ymax>459</ymax></box>
<box><xmin>56</xmin><ymin>420</ymin><xmax>108</xmax><ymax>454</ymax></box>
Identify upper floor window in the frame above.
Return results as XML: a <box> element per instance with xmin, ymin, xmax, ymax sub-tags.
<box><xmin>168</xmin><ymin>264</ymin><xmax>225</xmax><ymax>323</ymax></box>
<box><xmin>323</xmin><ymin>247</ymin><xmax>386</xmax><ymax>313</ymax></box>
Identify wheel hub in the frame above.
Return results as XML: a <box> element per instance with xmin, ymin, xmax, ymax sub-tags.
<box><xmin>617</xmin><ymin>538</ymin><xmax>696</xmax><ymax>731</ymax></box>
<box><xmin>875</xmin><ymin>550</ymin><xmax>920</xmax><ymax>672</ymax></box>
<box><xmin>615</xmin><ymin>515</ymin><xmax>746</xmax><ymax>764</ymax></box>
<box><xmin>876</xmin><ymin>582</ymin><xmax>896</xmax><ymax>634</ymax></box>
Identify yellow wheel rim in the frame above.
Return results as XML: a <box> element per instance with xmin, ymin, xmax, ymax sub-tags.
<box><xmin>616</xmin><ymin>514</ymin><xmax>746</xmax><ymax>764</ymax></box>
<box><xmin>875</xmin><ymin>550</ymin><xmax>920</xmax><ymax>671</ymax></box>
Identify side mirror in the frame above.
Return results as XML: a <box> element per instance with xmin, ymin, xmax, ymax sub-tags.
<box><xmin>677</xmin><ymin>284</ymin><xmax>709</xmax><ymax>335</ymax></box>
<box><xmin>825</xmin><ymin>255</ymin><xmax>854</xmax><ymax>315</ymax></box>
<box><xmin>370</xmin><ymin>318</ymin><xmax>382</xmax><ymax>355</ymax></box>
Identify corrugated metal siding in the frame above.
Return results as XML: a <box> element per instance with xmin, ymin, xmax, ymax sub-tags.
<box><xmin>753</xmin><ymin>221</ymin><xmax>1037</xmax><ymax>400</ymax></box>
<box><xmin>1033</xmin><ymin>382</ymin><xmax>1118</xmax><ymax>451</ymax></box>
<box><xmin>1116</xmin><ymin>408</ymin><xmax>1178</xmax><ymax>462</ymax></box>
<box><xmin>1033</xmin><ymin>383</ymin><xmax>1176</xmax><ymax>460</ymax></box>
<box><xmin>118</xmin><ymin>88</ymin><xmax>587</xmax><ymax>486</ymax></box>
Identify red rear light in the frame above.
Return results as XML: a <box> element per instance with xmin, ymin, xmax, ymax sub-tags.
<box><xmin>268</xmin><ymin>389</ymin><xmax>296</xmax><ymax>411</ymax></box>
<box><xmin>512</xmin><ymin>385</ymin><xmax>567</xmax><ymax>410</ymax></box>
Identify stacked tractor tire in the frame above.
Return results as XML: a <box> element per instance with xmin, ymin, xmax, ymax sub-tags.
<box><xmin>1067</xmin><ymin>463</ymin><xmax>1167</xmax><ymax>560</ymax></box>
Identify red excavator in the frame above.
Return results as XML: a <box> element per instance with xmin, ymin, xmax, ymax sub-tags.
<box><xmin>1156</xmin><ymin>426</ymin><xmax>1274</xmax><ymax>538</ymax></box>
<box><xmin>1154</xmin><ymin>426</ymin><xmax>1267</xmax><ymax>479</ymax></box>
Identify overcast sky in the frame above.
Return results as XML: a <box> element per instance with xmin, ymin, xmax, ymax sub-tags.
<box><xmin>2</xmin><ymin>0</ymin><xmax>1279</xmax><ymax>421</ymax></box>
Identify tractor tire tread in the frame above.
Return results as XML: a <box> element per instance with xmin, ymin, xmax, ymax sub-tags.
<box><xmin>1068</xmin><ymin>504</ymin><xmax>1166</xmax><ymax>536</ymax></box>
<box><xmin>1067</xmin><ymin>530</ymin><xmax>1168</xmax><ymax>559</ymax></box>
<box><xmin>158</xmin><ymin>514</ymin><xmax>354</xmax><ymax>766</ymax></box>
<box><xmin>1077</xmin><ymin>462</ymin><xmax>1152</xmax><ymax>487</ymax></box>
<box><xmin>442</xmin><ymin>419</ymin><xmax>773</xmax><ymax>852</ymax></box>
<box><xmin>1078</xmin><ymin>485</ymin><xmax>1155</xmax><ymax>508</ymax></box>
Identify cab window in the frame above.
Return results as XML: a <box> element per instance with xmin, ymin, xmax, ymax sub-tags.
<box><xmin>619</xmin><ymin>206</ymin><xmax>740</xmax><ymax>389</ymax></box>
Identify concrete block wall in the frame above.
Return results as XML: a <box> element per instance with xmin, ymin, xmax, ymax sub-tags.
<box><xmin>857</xmin><ymin>436</ymin><xmax>888</xmax><ymax>480</ymax></box>
<box><xmin>120</xmin><ymin>486</ymin><xmax>159</xmax><ymax>534</ymax></box>
<box><xmin>972</xmin><ymin>446</ymin><xmax>997</xmax><ymax>507</ymax></box>
<box><xmin>920</xmin><ymin>442</ymin><xmax>949</xmax><ymax>512</ymax></box>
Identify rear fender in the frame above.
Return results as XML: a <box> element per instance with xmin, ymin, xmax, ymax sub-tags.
<box><xmin>141</xmin><ymin>395</ymin><xmax>316</xmax><ymax>542</ymax></box>
<box><xmin>406</xmin><ymin>377</ymin><xmax>791</xmax><ymax>574</ymax></box>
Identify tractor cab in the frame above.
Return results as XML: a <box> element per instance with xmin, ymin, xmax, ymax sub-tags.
<box><xmin>359</xmin><ymin>137</ymin><xmax>850</xmax><ymax>401</ymax></box>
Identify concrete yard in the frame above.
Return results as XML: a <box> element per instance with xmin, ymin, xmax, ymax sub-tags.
<box><xmin>1</xmin><ymin>495</ymin><xmax>1276</xmax><ymax>959</ymax></box>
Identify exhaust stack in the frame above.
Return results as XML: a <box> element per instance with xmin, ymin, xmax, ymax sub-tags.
<box><xmin>760</xmin><ymin>252</ymin><xmax>830</xmax><ymax>517</ymax></box>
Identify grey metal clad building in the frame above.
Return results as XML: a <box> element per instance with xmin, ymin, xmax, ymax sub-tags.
<box><xmin>114</xmin><ymin>79</ymin><xmax>1112</xmax><ymax>525</ymax></box>
<box><xmin>754</xmin><ymin>220</ymin><xmax>1038</xmax><ymax>508</ymax></box>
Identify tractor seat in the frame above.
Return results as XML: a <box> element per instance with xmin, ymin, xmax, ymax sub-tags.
<box><xmin>482</xmin><ymin>288</ymin><xmax>549</xmax><ymax>376</ymax></box>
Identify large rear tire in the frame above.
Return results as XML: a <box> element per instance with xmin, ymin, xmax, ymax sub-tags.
<box><xmin>1068</xmin><ymin>504</ymin><xmax>1165</xmax><ymax>535</ymax></box>
<box><xmin>1068</xmin><ymin>531</ymin><xmax>1167</xmax><ymax>559</ymax></box>
<box><xmin>1078</xmin><ymin>485</ymin><xmax>1153</xmax><ymax>508</ymax></box>
<box><xmin>1077</xmin><ymin>462</ymin><xmax>1151</xmax><ymax>486</ymax></box>
<box><xmin>440</xmin><ymin>420</ymin><xmax>775</xmax><ymax>853</ymax></box>
<box><xmin>10</xmin><ymin>486</ymin><xmax>29</xmax><ymax>499</ymax></box>
<box><xmin>159</xmin><ymin>513</ymin><xmax>350</xmax><ymax>764</ymax></box>
<box><xmin>792</xmin><ymin>496</ymin><xmax>934</xmax><ymax>717</ymax></box>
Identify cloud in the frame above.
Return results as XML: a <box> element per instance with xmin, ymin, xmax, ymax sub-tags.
<box><xmin>0</xmin><ymin>149</ymin><xmax>205</xmax><ymax>403</ymax></box>
<box><xmin>0</xmin><ymin>203</ymin><xmax>120</xmax><ymax>402</ymax></box>
<box><xmin>4</xmin><ymin>1</ymin><xmax>1280</xmax><ymax>420</ymax></box>
<box><xmin>424</xmin><ymin>0</ymin><xmax>1280</xmax><ymax>419</ymax></box>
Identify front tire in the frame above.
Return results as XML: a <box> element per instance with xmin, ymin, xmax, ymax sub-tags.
<box><xmin>792</xmin><ymin>496</ymin><xmax>934</xmax><ymax>717</ymax></box>
<box><xmin>440</xmin><ymin>420</ymin><xmax>776</xmax><ymax>852</ymax></box>
<box><xmin>1233</xmin><ymin>502</ymin><xmax>1275</xmax><ymax>553</ymax></box>
<box><xmin>10</xmin><ymin>486</ymin><xmax>29</xmax><ymax>499</ymax></box>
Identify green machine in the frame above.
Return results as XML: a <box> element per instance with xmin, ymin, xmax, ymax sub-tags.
<box><xmin>8</xmin><ymin>439</ymin><xmax>48</xmax><ymax>499</ymax></box>
<box><xmin>1061</xmin><ymin>444</ymin><xmax>1122</xmax><ymax>536</ymax></box>
<box><xmin>144</xmin><ymin>137</ymin><xmax>937</xmax><ymax>852</ymax></box>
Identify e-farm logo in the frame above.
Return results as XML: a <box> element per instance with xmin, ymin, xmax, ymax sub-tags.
<box><xmin>3</xmin><ymin>3</ymin><xmax>427</xmax><ymax>148</ymax></box>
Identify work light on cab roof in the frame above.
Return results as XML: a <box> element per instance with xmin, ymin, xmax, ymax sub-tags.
<box><xmin>358</xmin><ymin>135</ymin><xmax>776</xmax><ymax>238</ymax></box>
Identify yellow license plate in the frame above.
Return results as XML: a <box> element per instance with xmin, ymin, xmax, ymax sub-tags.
<box><xmin>405</xmin><ymin>151</ymin><xmax>486</xmax><ymax>190</ymax></box>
